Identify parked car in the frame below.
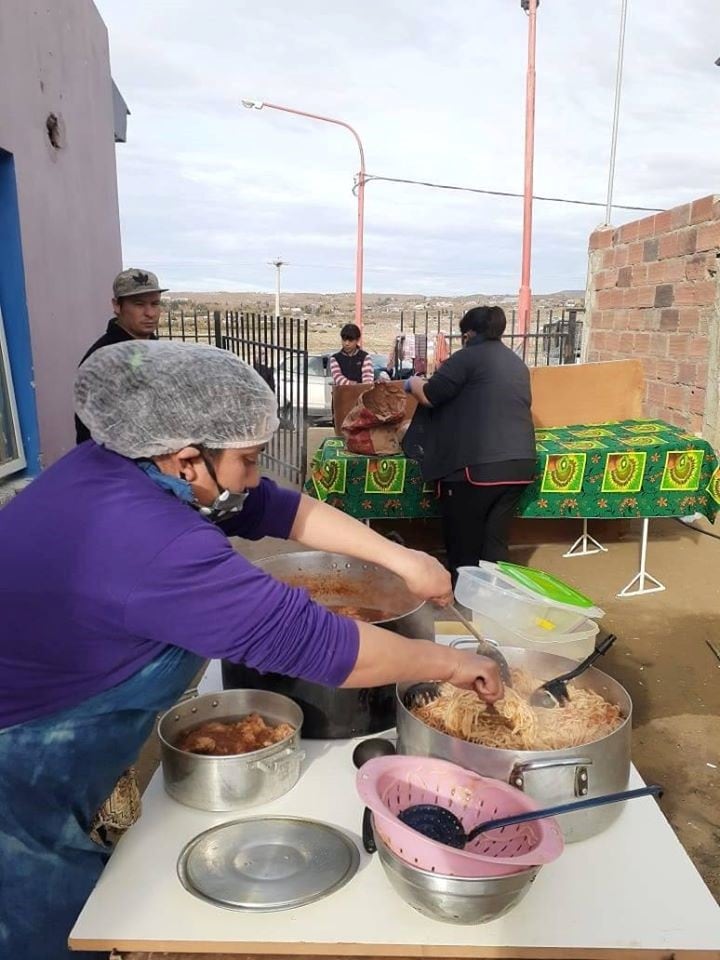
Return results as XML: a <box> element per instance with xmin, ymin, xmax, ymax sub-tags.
<box><xmin>277</xmin><ymin>354</ymin><xmax>333</xmax><ymax>421</ymax></box>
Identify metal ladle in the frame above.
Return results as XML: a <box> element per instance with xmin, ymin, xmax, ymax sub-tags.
<box><xmin>446</xmin><ymin>604</ymin><xmax>513</xmax><ymax>685</ymax></box>
<box><xmin>398</xmin><ymin>783</ymin><xmax>663</xmax><ymax>849</ymax></box>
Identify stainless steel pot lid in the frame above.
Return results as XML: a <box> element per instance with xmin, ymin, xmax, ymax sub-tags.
<box><xmin>177</xmin><ymin>816</ymin><xmax>359</xmax><ymax>911</ymax></box>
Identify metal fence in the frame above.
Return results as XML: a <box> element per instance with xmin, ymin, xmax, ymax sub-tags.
<box><xmin>157</xmin><ymin>304</ymin><xmax>585</xmax><ymax>485</ymax></box>
<box><xmin>158</xmin><ymin>310</ymin><xmax>309</xmax><ymax>486</ymax></box>
<box><xmin>399</xmin><ymin>307</ymin><xmax>584</xmax><ymax>367</ymax></box>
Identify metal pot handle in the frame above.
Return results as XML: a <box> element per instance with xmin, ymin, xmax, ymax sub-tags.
<box><xmin>449</xmin><ymin>636</ymin><xmax>500</xmax><ymax>650</ymax></box>
<box><xmin>252</xmin><ymin>747</ymin><xmax>306</xmax><ymax>774</ymax></box>
<box><xmin>510</xmin><ymin>756</ymin><xmax>593</xmax><ymax>796</ymax></box>
<box><xmin>175</xmin><ymin>686</ymin><xmax>200</xmax><ymax>704</ymax></box>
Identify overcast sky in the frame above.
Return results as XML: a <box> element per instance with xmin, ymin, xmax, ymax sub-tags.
<box><xmin>95</xmin><ymin>0</ymin><xmax>720</xmax><ymax>296</ymax></box>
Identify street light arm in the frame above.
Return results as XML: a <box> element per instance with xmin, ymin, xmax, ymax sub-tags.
<box><xmin>258</xmin><ymin>101</ymin><xmax>366</xmax><ymax>175</ymax></box>
<box><xmin>242</xmin><ymin>98</ymin><xmax>366</xmax><ymax>331</ymax></box>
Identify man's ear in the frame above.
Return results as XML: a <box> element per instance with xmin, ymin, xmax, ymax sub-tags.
<box><xmin>112</xmin><ymin>298</ymin><xmax>121</xmax><ymax>318</ymax></box>
<box><xmin>155</xmin><ymin>446</ymin><xmax>201</xmax><ymax>480</ymax></box>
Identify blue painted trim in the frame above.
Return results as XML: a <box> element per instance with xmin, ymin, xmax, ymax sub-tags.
<box><xmin>0</xmin><ymin>149</ymin><xmax>41</xmax><ymax>475</ymax></box>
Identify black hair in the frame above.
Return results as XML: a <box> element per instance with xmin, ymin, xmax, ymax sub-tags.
<box><xmin>340</xmin><ymin>323</ymin><xmax>362</xmax><ymax>341</ymax></box>
<box><xmin>459</xmin><ymin>306</ymin><xmax>507</xmax><ymax>341</ymax></box>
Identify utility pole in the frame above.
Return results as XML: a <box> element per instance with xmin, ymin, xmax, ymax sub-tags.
<box><xmin>269</xmin><ymin>259</ymin><xmax>287</xmax><ymax>318</ymax></box>
<box><xmin>517</xmin><ymin>0</ymin><xmax>538</xmax><ymax>338</ymax></box>
<box><xmin>604</xmin><ymin>0</ymin><xmax>629</xmax><ymax>226</ymax></box>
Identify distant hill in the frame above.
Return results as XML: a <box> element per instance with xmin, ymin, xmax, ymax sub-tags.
<box><xmin>167</xmin><ymin>289</ymin><xmax>585</xmax><ymax>313</ymax></box>
<box><xmin>162</xmin><ymin>289</ymin><xmax>585</xmax><ymax>355</ymax></box>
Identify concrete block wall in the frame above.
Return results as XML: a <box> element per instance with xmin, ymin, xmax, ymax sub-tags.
<box><xmin>585</xmin><ymin>195</ymin><xmax>719</xmax><ymax>445</ymax></box>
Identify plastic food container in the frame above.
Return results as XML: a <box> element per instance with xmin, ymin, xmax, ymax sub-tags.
<box><xmin>454</xmin><ymin>561</ymin><xmax>604</xmax><ymax>661</ymax></box>
<box><xmin>470</xmin><ymin>613</ymin><xmax>600</xmax><ymax>661</ymax></box>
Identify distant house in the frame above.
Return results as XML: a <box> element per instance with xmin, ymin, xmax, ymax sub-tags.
<box><xmin>0</xmin><ymin>0</ymin><xmax>125</xmax><ymax>490</ymax></box>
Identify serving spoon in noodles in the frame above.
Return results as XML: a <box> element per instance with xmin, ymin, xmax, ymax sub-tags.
<box><xmin>529</xmin><ymin>633</ymin><xmax>617</xmax><ymax>709</ymax></box>
<box><xmin>447</xmin><ymin>604</ymin><xmax>513</xmax><ymax>685</ymax></box>
<box><xmin>398</xmin><ymin>783</ymin><xmax>662</xmax><ymax>849</ymax></box>
<box><xmin>403</xmin><ymin>612</ymin><xmax>513</xmax><ymax>711</ymax></box>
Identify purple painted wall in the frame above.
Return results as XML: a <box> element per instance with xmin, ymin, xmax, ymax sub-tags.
<box><xmin>0</xmin><ymin>0</ymin><xmax>123</xmax><ymax>465</ymax></box>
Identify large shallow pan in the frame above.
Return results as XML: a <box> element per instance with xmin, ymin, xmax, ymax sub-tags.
<box><xmin>223</xmin><ymin>551</ymin><xmax>435</xmax><ymax>738</ymax></box>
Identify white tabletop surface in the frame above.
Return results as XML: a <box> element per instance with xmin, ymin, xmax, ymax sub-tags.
<box><xmin>70</xmin><ymin>660</ymin><xmax>720</xmax><ymax>958</ymax></box>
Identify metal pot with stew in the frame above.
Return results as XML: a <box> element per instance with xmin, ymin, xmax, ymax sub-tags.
<box><xmin>222</xmin><ymin>550</ymin><xmax>435</xmax><ymax>739</ymax></box>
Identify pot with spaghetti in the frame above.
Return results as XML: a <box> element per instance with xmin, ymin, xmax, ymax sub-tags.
<box><xmin>396</xmin><ymin>647</ymin><xmax>631</xmax><ymax>843</ymax></box>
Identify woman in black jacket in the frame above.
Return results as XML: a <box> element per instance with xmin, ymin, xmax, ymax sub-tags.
<box><xmin>404</xmin><ymin>306</ymin><xmax>535</xmax><ymax>582</ymax></box>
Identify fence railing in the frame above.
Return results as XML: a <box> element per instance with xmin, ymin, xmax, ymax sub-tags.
<box><xmin>157</xmin><ymin>304</ymin><xmax>585</xmax><ymax>485</ymax></box>
<box><xmin>158</xmin><ymin>310</ymin><xmax>309</xmax><ymax>486</ymax></box>
<box><xmin>399</xmin><ymin>307</ymin><xmax>584</xmax><ymax>367</ymax></box>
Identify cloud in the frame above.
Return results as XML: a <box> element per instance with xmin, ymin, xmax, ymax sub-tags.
<box><xmin>96</xmin><ymin>0</ymin><xmax>720</xmax><ymax>295</ymax></box>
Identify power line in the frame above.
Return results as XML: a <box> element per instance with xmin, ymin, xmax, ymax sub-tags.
<box><xmin>361</xmin><ymin>173</ymin><xmax>664</xmax><ymax>214</ymax></box>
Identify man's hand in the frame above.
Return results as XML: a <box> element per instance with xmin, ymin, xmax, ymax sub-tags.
<box><xmin>393</xmin><ymin>548</ymin><xmax>453</xmax><ymax>607</ymax></box>
<box><xmin>445</xmin><ymin>651</ymin><xmax>504</xmax><ymax>704</ymax></box>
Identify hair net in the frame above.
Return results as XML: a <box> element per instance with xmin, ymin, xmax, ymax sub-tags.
<box><xmin>74</xmin><ymin>340</ymin><xmax>280</xmax><ymax>458</ymax></box>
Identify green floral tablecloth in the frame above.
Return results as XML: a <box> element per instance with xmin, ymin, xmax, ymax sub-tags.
<box><xmin>305</xmin><ymin>420</ymin><xmax>720</xmax><ymax>523</ymax></box>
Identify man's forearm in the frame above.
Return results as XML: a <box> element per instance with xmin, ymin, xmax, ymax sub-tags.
<box><xmin>289</xmin><ymin>495</ymin><xmax>411</xmax><ymax>577</ymax></box>
<box><xmin>340</xmin><ymin>623</ymin><xmax>456</xmax><ymax>687</ymax></box>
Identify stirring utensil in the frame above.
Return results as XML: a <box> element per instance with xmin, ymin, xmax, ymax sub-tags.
<box><xmin>447</xmin><ymin>603</ymin><xmax>513</xmax><ymax>686</ymax></box>
<box><xmin>398</xmin><ymin>784</ymin><xmax>663</xmax><ymax>849</ymax></box>
<box><xmin>529</xmin><ymin>633</ymin><xmax>617</xmax><ymax>708</ymax></box>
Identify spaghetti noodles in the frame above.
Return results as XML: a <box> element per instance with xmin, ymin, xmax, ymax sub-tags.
<box><xmin>412</xmin><ymin>669</ymin><xmax>623</xmax><ymax>751</ymax></box>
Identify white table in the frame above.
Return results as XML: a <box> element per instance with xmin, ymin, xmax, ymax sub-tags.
<box><xmin>70</xmin><ymin>662</ymin><xmax>720</xmax><ymax>959</ymax></box>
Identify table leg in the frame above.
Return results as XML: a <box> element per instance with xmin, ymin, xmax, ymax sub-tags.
<box><xmin>563</xmin><ymin>518</ymin><xmax>608</xmax><ymax>558</ymax></box>
<box><xmin>617</xmin><ymin>518</ymin><xmax>666</xmax><ymax>598</ymax></box>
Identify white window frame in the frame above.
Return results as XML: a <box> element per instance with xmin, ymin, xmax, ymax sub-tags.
<box><xmin>0</xmin><ymin>305</ymin><xmax>26</xmax><ymax>479</ymax></box>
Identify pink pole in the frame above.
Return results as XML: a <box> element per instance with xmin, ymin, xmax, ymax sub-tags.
<box><xmin>517</xmin><ymin>0</ymin><xmax>538</xmax><ymax>338</ymax></box>
<box><xmin>257</xmin><ymin>102</ymin><xmax>366</xmax><ymax>334</ymax></box>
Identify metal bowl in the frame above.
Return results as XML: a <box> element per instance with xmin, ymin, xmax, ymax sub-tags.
<box><xmin>375</xmin><ymin>832</ymin><xmax>540</xmax><ymax>925</ymax></box>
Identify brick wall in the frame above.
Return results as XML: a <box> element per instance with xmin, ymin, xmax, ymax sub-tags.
<box><xmin>585</xmin><ymin>195</ymin><xmax>719</xmax><ymax>444</ymax></box>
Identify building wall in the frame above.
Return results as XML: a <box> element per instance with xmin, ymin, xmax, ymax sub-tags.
<box><xmin>0</xmin><ymin>0</ymin><xmax>122</xmax><ymax>467</ymax></box>
<box><xmin>585</xmin><ymin>196</ymin><xmax>719</xmax><ymax>447</ymax></box>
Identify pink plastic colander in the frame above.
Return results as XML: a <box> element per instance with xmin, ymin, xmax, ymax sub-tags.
<box><xmin>356</xmin><ymin>755</ymin><xmax>564</xmax><ymax>878</ymax></box>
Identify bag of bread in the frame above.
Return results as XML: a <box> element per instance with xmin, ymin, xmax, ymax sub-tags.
<box><xmin>341</xmin><ymin>382</ymin><xmax>408</xmax><ymax>455</ymax></box>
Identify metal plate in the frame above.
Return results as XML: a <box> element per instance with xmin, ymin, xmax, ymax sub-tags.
<box><xmin>177</xmin><ymin>816</ymin><xmax>360</xmax><ymax>911</ymax></box>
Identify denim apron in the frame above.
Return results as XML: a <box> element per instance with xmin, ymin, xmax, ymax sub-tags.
<box><xmin>0</xmin><ymin>644</ymin><xmax>202</xmax><ymax>960</ymax></box>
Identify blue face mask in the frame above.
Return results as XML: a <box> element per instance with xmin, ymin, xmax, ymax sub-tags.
<box><xmin>136</xmin><ymin>454</ymin><xmax>248</xmax><ymax>523</ymax></box>
<box><xmin>197</xmin><ymin>487</ymin><xmax>249</xmax><ymax>522</ymax></box>
<box><xmin>136</xmin><ymin>459</ymin><xmax>195</xmax><ymax>503</ymax></box>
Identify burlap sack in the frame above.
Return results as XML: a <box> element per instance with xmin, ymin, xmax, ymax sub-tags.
<box><xmin>341</xmin><ymin>382</ymin><xmax>407</xmax><ymax>456</ymax></box>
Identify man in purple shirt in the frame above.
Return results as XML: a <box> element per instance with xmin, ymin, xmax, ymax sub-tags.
<box><xmin>0</xmin><ymin>340</ymin><xmax>502</xmax><ymax>960</ymax></box>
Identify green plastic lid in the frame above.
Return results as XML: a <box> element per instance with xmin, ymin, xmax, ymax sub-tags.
<box><xmin>495</xmin><ymin>561</ymin><xmax>601</xmax><ymax>614</ymax></box>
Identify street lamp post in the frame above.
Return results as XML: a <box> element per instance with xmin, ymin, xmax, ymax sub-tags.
<box><xmin>604</xmin><ymin>0</ymin><xmax>629</xmax><ymax>226</ymax></box>
<box><xmin>517</xmin><ymin>0</ymin><xmax>538</xmax><ymax>338</ymax></box>
<box><xmin>269</xmin><ymin>258</ymin><xmax>287</xmax><ymax>318</ymax></box>
<box><xmin>242</xmin><ymin>99</ymin><xmax>366</xmax><ymax>333</ymax></box>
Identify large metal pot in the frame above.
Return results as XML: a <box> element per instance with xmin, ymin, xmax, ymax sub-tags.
<box><xmin>158</xmin><ymin>689</ymin><xmax>304</xmax><ymax>812</ymax></box>
<box><xmin>396</xmin><ymin>647</ymin><xmax>631</xmax><ymax>843</ymax></box>
<box><xmin>222</xmin><ymin>551</ymin><xmax>435</xmax><ymax>739</ymax></box>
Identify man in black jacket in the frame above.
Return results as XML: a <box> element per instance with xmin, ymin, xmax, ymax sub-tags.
<box><xmin>75</xmin><ymin>269</ymin><xmax>168</xmax><ymax>443</ymax></box>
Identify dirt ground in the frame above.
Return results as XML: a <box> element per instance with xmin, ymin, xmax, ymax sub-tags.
<box><xmin>138</xmin><ymin>507</ymin><xmax>720</xmax><ymax>902</ymax></box>
<box><xmin>509</xmin><ymin>514</ymin><xmax>720</xmax><ymax>901</ymax></box>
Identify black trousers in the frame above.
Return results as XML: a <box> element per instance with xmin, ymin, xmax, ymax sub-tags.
<box><xmin>439</xmin><ymin>481</ymin><xmax>528</xmax><ymax>583</ymax></box>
